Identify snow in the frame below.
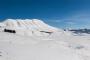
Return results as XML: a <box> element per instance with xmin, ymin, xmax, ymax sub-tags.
<box><xmin>2</xmin><ymin>19</ymin><xmax>61</xmax><ymax>36</ymax></box>
<box><xmin>0</xmin><ymin>19</ymin><xmax>90</xmax><ymax>60</ymax></box>
<box><xmin>3</xmin><ymin>19</ymin><xmax>59</xmax><ymax>31</ymax></box>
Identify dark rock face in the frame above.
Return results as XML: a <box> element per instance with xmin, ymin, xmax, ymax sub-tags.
<box><xmin>40</xmin><ymin>31</ymin><xmax>53</xmax><ymax>35</ymax></box>
<box><xmin>4</xmin><ymin>29</ymin><xmax>16</xmax><ymax>33</ymax></box>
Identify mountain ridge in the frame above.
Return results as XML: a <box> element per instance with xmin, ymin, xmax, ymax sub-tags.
<box><xmin>0</xmin><ymin>19</ymin><xmax>62</xmax><ymax>36</ymax></box>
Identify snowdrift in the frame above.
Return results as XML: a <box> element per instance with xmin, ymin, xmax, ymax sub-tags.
<box><xmin>0</xmin><ymin>32</ymin><xmax>84</xmax><ymax>60</ymax></box>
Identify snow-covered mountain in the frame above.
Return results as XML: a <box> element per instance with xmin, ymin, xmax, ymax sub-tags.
<box><xmin>3</xmin><ymin>19</ymin><xmax>59</xmax><ymax>31</ymax></box>
<box><xmin>0</xmin><ymin>19</ymin><xmax>90</xmax><ymax>60</ymax></box>
<box><xmin>0</xmin><ymin>19</ymin><xmax>63</xmax><ymax>36</ymax></box>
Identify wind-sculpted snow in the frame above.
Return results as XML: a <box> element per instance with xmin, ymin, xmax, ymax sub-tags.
<box><xmin>0</xmin><ymin>32</ymin><xmax>84</xmax><ymax>60</ymax></box>
<box><xmin>0</xmin><ymin>31</ymin><xmax>90</xmax><ymax>60</ymax></box>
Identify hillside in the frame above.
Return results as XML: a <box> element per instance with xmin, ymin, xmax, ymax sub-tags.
<box><xmin>0</xmin><ymin>19</ymin><xmax>62</xmax><ymax>36</ymax></box>
<box><xmin>0</xmin><ymin>19</ymin><xmax>90</xmax><ymax>60</ymax></box>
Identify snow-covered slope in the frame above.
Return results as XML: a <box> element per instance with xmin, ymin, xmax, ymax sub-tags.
<box><xmin>0</xmin><ymin>19</ymin><xmax>90</xmax><ymax>60</ymax></box>
<box><xmin>0</xmin><ymin>32</ymin><xmax>83</xmax><ymax>60</ymax></box>
<box><xmin>3</xmin><ymin>19</ymin><xmax>59</xmax><ymax>31</ymax></box>
<box><xmin>0</xmin><ymin>19</ymin><xmax>64</xmax><ymax>36</ymax></box>
<box><xmin>0</xmin><ymin>31</ymin><xmax>90</xmax><ymax>60</ymax></box>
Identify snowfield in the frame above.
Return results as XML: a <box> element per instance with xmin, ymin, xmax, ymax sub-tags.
<box><xmin>0</xmin><ymin>19</ymin><xmax>90</xmax><ymax>60</ymax></box>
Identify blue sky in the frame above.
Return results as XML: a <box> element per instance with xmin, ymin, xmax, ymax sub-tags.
<box><xmin>0</xmin><ymin>0</ymin><xmax>90</xmax><ymax>29</ymax></box>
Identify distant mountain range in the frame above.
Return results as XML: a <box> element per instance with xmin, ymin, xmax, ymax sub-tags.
<box><xmin>69</xmin><ymin>29</ymin><xmax>90</xmax><ymax>34</ymax></box>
